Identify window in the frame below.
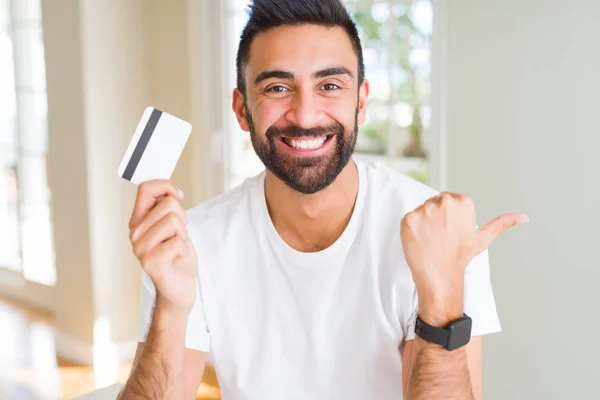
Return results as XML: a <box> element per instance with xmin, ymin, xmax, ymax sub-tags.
<box><xmin>0</xmin><ymin>0</ymin><xmax>55</xmax><ymax>285</ymax></box>
<box><xmin>223</xmin><ymin>0</ymin><xmax>265</xmax><ymax>190</ymax></box>
<box><xmin>223</xmin><ymin>0</ymin><xmax>432</xmax><ymax>189</ymax></box>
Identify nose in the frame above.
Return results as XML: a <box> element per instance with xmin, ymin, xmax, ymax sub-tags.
<box><xmin>285</xmin><ymin>89</ymin><xmax>324</xmax><ymax>129</ymax></box>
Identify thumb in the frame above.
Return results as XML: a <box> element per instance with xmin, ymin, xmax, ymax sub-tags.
<box><xmin>476</xmin><ymin>212</ymin><xmax>529</xmax><ymax>253</ymax></box>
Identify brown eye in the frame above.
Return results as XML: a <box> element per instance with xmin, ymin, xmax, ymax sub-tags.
<box><xmin>322</xmin><ymin>83</ymin><xmax>340</xmax><ymax>91</ymax></box>
<box><xmin>266</xmin><ymin>85</ymin><xmax>288</xmax><ymax>93</ymax></box>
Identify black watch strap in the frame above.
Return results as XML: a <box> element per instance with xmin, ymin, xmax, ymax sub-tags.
<box><xmin>415</xmin><ymin>313</ymin><xmax>472</xmax><ymax>351</ymax></box>
<box><xmin>415</xmin><ymin>315</ymin><xmax>449</xmax><ymax>347</ymax></box>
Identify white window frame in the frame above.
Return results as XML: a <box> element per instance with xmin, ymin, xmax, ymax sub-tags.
<box><xmin>0</xmin><ymin>0</ymin><xmax>55</xmax><ymax>285</ymax></box>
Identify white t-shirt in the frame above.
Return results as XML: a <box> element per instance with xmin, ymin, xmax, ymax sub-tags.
<box><xmin>137</xmin><ymin>159</ymin><xmax>501</xmax><ymax>400</ymax></box>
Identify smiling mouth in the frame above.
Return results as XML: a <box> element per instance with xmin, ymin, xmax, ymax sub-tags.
<box><xmin>281</xmin><ymin>135</ymin><xmax>333</xmax><ymax>150</ymax></box>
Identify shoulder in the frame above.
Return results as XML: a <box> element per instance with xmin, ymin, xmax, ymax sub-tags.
<box><xmin>184</xmin><ymin>172</ymin><xmax>263</xmax><ymax>243</ymax></box>
<box><xmin>188</xmin><ymin>173</ymin><xmax>262</xmax><ymax>219</ymax></box>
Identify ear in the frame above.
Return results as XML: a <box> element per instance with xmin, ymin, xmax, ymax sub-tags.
<box><xmin>357</xmin><ymin>79</ymin><xmax>370</xmax><ymax>126</ymax></box>
<box><xmin>232</xmin><ymin>88</ymin><xmax>250</xmax><ymax>132</ymax></box>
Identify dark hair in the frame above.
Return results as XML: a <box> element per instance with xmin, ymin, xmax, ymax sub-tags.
<box><xmin>236</xmin><ymin>0</ymin><xmax>365</xmax><ymax>96</ymax></box>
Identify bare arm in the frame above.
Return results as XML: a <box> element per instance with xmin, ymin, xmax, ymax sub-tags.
<box><xmin>406</xmin><ymin>339</ymin><xmax>471</xmax><ymax>399</ymax></box>
<box><xmin>119</xmin><ymin>302</ymin><xmax>206</xmax><ymax>399</ymax></box>
<box><xmin>125</xmin><ymin>342</ymin><xmax>207</xmax><ymax>400</ymax></box>
<box><xmin>402</xmin><ymin>336</ymin><xmax>482</xmax><ymax>400</ymax></box>
<box><xmin>402</xmin><ymin>299</ymin><xmax>475</xmax><ymax>400</ymax></box>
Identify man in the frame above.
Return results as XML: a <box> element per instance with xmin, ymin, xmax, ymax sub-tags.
<box><xmin>120</xmin><ymin>0</ymin><xmax>528</xmax><ymax>399</ymax></box>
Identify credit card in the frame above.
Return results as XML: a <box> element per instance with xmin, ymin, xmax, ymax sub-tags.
<box><xmin>117</xmin><ymin>107</ymin><xmax>191</xmax><ymax>185</ymax></box>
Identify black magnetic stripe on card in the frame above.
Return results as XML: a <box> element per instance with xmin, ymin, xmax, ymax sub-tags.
<box><xmin>122</xmin><ymin>108</ymin><xmax>163</xmax><ymax>181</ymax></box>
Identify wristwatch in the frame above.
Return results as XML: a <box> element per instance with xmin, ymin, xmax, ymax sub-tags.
<box><xmin>415</xmin><ymin>314</ymin><xmax>472</xmax><ymax>351</ymax></box>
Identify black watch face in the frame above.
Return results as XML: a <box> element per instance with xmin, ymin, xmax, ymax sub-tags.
<box><xmin>446</xmin><ymin>317</ymin><xmax>472</xmax><ymax>351</ymax></box>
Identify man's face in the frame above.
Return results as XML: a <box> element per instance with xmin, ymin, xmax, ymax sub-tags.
<box><xmin>233</xmin><ymin>24</ymin><xmax>369</xmax><ymax>194</ymax></box>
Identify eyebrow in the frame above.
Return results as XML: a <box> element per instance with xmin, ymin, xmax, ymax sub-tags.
<box><xmin>254</xmin><ymin>70</ymin><xmax>294</xmax><ymax>85</ymax></box>
<box><xmin>253</xmin><ymin>66</ymin><xmax>354</xmax><ymax>86</ymax></box>
<box><xmin>312</xmin><ymin>67</ymin><xmax>354</xmax><ymax>80</ymax></box>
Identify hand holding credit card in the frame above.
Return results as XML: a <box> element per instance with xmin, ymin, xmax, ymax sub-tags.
<box><xmin>123</xmin><ymin>107</ymin><xmax>198</xmax><ymax>313</ymax></box>
<box><xmin>118</xmin><ymin>106</ymin><xmax>191</xmax><ymax>185</ymax></box>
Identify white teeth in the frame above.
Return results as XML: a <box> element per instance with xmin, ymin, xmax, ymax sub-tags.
<box><xmin>288</xmin><ymin>137</ymin><xmax>327</xmax><ymax>149</ymax></box>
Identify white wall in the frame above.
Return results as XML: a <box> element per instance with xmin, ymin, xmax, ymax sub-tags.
<box><xmin>440</xmin><ymin>0</ymin><xmax>600</xmax><ymax>398</ymax></box>
<box><xmin>43</xmin><ymin>0</ymin><xmax>97</xmax><ymax>349</ymax></box>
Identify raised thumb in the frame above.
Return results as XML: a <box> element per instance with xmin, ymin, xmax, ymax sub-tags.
<box><xmin>476</xmin><ymin>212</ymin><xmax>529</xmax><ymax>253</ymax></box>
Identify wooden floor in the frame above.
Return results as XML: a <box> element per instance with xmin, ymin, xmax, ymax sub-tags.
<box><xmin>0</xmin><ymin>297</ymin><xmax>221</xmax><ymax>400</ymax></box>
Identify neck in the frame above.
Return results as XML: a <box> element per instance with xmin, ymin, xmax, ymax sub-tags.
<box><xmin>264</xmin><ymin>158</ymin><xmax>359</xmax><ymax>252</ymax></box>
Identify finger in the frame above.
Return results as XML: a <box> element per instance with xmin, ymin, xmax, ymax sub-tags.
<box><xmin>129</xmin><ymin>180</ymin><xmax>184</xmax><ymax>229</ymax></box>
<box><xmin>130</xmin><ymin>195</ymin><xmax>187</xmax><ymax>242</ymax></box>
<box><xmin>140</xmin><ymin>236</ymin><xmax>190</xmax><ymax>276</ymax></box>
<box><xmin>477</xmin><ymin>212</ymin><xmax>529</xmax><ymax>251</ymax></box>
<box><xmin>434</xmin><ymin>191</ymin><xmax>463</xmax><ymax>201</ymax></box>
<box><xmin>132</xmin><ymin>212</ymin><xmax>189</xmax><ymax>260</ymax></box>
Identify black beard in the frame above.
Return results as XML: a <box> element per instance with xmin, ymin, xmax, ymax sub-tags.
<box><xmin>246</xmin><ymin>106</ymin><xmax>358</xmax><ymax>195</ymax></box>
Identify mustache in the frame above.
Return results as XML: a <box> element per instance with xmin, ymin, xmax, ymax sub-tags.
<box><xmin>265</xmin><ymin>122</ymin><xmax>345</xmax><ymax>139</ymax></box>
